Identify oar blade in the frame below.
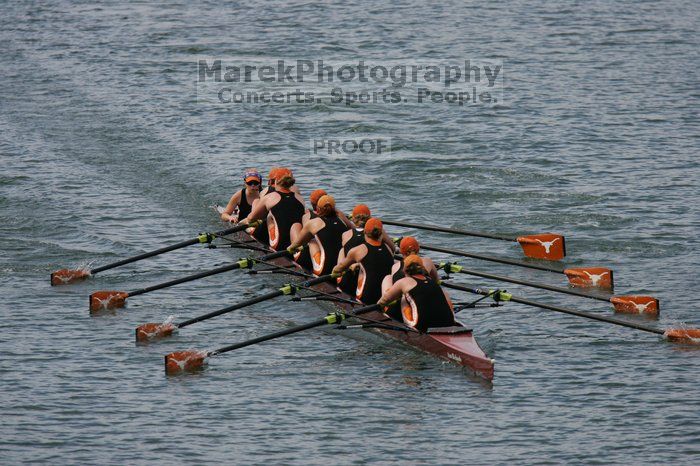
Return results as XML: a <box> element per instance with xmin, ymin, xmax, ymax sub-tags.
<box><xmin>663</xmin><ymin>329</ymin><xmax>700</xmax><ymax>343</ymax></box>
<box><xmin>89</xmin><ymin>291</ymin><xmax>128</xmax><ymax>313</ymax></box>
<box><xmin>165</xmin><ymin>350</ymin><xmax>208</xmax><ymax>375</ymax></box>
<box><xmin>517</xmin><ymin>234</ymin><xmax>566</xmax><ymax>261</ymax></box>
<box><xmin>564</xmin><ymin>267</ymin><xmax>614</xmax><ymax>289</ymax></box>
<box><xmin>610</xmin><ymin>296</ymin><xmax>659</xmax><ymax>315</ymax></box>
<box><xmin>135</xmin><ymin>322</ymin><xmax>176</xmax><ymax>342</ymax></box>
<box><xmin>51</xmin><ymin>269</ymin><xmax>90</xmax><ymax>286</ymax></box>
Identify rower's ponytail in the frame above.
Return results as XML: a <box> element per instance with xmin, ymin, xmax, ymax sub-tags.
<box><xmin>366</xmin><ymin>226</ymin><xmax>382</xmax><ymax>240</ymax></box>
<box><xmin>317</xmin><ymin>203</ymin><xmax>335</xmax><ymax>217</ymax></box>
<box><xmin>277</xmin><ymin>175</ymin><xmax>295</xmax><ymax>189</ymax></box>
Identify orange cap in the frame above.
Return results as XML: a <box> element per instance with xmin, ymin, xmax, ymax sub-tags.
<box><xmin>310</xmin><ymin>189</ymin><xmax>327</xmax><ymax>207</ymax></box>
<box><xmin>352</xmin><ymin>204</ymin><xmax>371</xmax><ymax>218</ymax></box>
<box><xmin>317</xmin><ymin>195</ymin><xmax>335</xmax><ymax>210</ymax></box>
<box><xmin>268</xmin><ymin>167</ymin><xmax>281</xmax><ymax>180</ymax></box>
<box><xmin>275</xmin><ymin>167</ymin><xmax>293</xmax><ymax>182</ymax></box>
<box><xmin>364</xmin><ymin>217</ymin><xmax>383</xmax><ymax>232</ymax></box>
<box><xmin>403</xmin><ymin>254</ymin><xmax>425</xmax><ymax>273</ymax></box>
<box><xmin>399</xmin><ymin>236</ymin><xmax>420</xmax><ymax>256</ymax></box>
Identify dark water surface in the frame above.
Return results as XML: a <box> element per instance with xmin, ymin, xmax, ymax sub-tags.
<box><xmin>1</xmin><ymin>1</ymin><xmax>699</xmax><ymax>464</ymax></box>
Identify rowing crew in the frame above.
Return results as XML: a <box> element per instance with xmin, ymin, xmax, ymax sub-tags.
<box><xmin>222</xmin><ymin>167</ymin><xmax>456</xmax><ymax>332</ymax></box>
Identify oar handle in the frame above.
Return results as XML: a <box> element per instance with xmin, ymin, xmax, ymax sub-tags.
<box><xmin>381</xmin><ymin>219</ymin><xmax>516</xmax><ymax>242</ymax></box>
<box><xmin>442</xmin><ymin>282</ymin><xmax>664</xmax><ymax>336</ymax></box>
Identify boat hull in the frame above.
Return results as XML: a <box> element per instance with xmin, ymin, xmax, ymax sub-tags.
<box><xmin>227</xmin><ymin>230</ymin><xmax>495</xmax><ymax>381</ymax></box>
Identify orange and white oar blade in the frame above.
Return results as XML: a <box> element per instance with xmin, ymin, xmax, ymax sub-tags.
<box><xmin>51</xmin><ymin>269</ymin><xmax>90</xmax><ymax>286</ymax></box>
<box><xmin>89</xmin><ymin>291</ymin><xmax>128</xmax><ymax>313</ymax></box>
<box><xmin>664</xmin><ymin>329</ymin><xmax>700</xmax><ymax>343</ymax></box>
<box><xmin>564</xmin><ymin>267</ymin><xmax>614</xmax><ymax>289</ymax></box>
<box><xmin>610</xmin><ymin>296</ymin><xmax>659</xmax><ymax>315</ymax></box>
<box><xmin>517</xmin><ymin>234</ymin><xmax>566</xmax><ymax>261</ymax></box>
<box><xmin>135</xmin><ymin>322</ymin><xmax>177</xmax><ymax>343</ymax></box>
<box><xmin>164</xmin><ymin>350</ymin><xmax>207</xmax><ymax>375</ymax></box>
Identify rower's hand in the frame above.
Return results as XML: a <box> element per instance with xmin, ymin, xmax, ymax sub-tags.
<box><xmin>331</xmin><ymin>265</ymin><xmax>344</xmax><ymax>276</ymax></box>
<box><xmin>287</xmin><ymin>245</ymin><xmax>302</xmax><ymax>255</ymax></box>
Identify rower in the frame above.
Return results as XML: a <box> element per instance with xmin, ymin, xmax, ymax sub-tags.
<box><xmin>244</xmin><ymin>168</ymin><xmax>306</xmax><ymax>251</ymax></box>
<box><xmin>336</xmin><ymin>204</ymin><xmax>370</xmax><ymax>295</ymax></box>
<box><xmin>304</xmin><ymin>189</ymin><xmax>327</xmax><ymax>222</ymax></box>
<box><xmin>381</xmin><ymin>236</ymin><xmax>439</xmax><ymax>320</ymax></box>
<box><xmin>220</xmin><ymin>169</ymin><xmax>262</xmax><ymax>223</ymax></box>
<box><xmin>288</xmin><ymin>195</ymin><xmax>349</xmax><ymax>276</ymax></box>
<box><xmin>378</xmin><ymin>254</ymin><xmax>455</xmax><ymax>332</ymax></box>
<box><xmin>292</xmin><ymin>188</ymin><xmax>326</xmax><ymax>270</ymax></box>
<box><xmin>332</xmin><ymin>218</ymin><xmax>394</xmax><ymax>305</ymax></box>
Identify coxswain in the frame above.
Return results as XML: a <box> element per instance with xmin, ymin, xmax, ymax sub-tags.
<box><xmin>288</xmin><ymin>195</ymin><xmax>349</xmax><ymax>276</ymax></box>
<box><xmin>244</xmin><ymin>168</ymin><xmax>306</xmax><ymax>251</ymax></box>
<box><xmin>220</xmin><ymin>169</ymin><xmax>262</xmax><ymax>223</ymax></box>
<box><xmin>378</xmin><ymin>254</ymin><xmax>456</xmax><ymax>332</ymax></box>
<box><xmin>381</xmin><ymin>236</ymin><xmax>439</xmax><ymax>320</ymax></box>
<box><xmin>332</xmin><ymin>217</ymin><xmax>394</xmax><ymax>304</ymax></box>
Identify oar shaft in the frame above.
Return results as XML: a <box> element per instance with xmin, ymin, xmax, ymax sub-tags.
<box><xmin>442</xmin><ymin>282</ymin><xmax>664</xmax><ymax>336</ymax></box>
<box><xmin>210</xmin><ymin>317</ymin><xmax>332</xmax><ymax>356</ymax></box>
<box><xmin>382</xmin><ymin>219</ymin><xmax>516</xmax><ymax>242</ymax></box>
<box><xmin>210</xmin><ymin>304</ymin><xmax>380</xmax><ymax>356</ymax></box>
<box><xmin>178</xmin><ymin>289</ymin><xmax>284</xmax><ymax>328</ymax></box>
<box><xmin>423</xmin><ymin>244</ymin><xmax>564</xmax><ymax>274</ymax></box>
<box><xmin>90</xmin><ymin>224</ymin><xmax>249</xmax><ymax>274</ymax></box>
<box><xmin>446</xmin><ymin>265</ymin><xmax>609</xmax><ymax>302</ymax></box>
<box><xmin>127</xmin><ymin>249</ymin><xmax>289</xmax><ymax>298</ymax></box>
<box><xmin>128</xmin><ymin>262</ymin><xmax>245</xmax><ymax>297</ymax></box>
<box><xmin>177</xmin><ymin>273</ymin><xmax>335</xmax><ymax>328</ymax></box>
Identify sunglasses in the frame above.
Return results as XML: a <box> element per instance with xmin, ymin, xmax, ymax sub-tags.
<box><xmin>246</xmin><ymin>180</ymin><xmax>261</xmax><ymax>186</ymax></box>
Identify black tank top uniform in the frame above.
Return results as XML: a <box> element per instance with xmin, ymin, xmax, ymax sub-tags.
<box><xmin>251</xmin><ymin>187</ymin><xmax>273</xmax><ymax>245</ymax></box>
<box><xmin>357</xmin><ymin>241</ymin><xmax>394</xmax><ymax>304</ymax></box>
<box><xmin>295</xmin><ymin>210</ymin><xmax>321</xmax><ymax>271</ymax></box>
<box><xmin>269</xmin><ymin>191</ymin><xmax>305</xmax><ymax>251</ymax></box>
<box><xmin>385</xmin><ymin>258</ymin><xmax>405</xmax><ymax>321</ymax></box>
<box><xmin>338</xmin><ymin>228</ymin><xmax>365</xmax><ymax>295</ymax></box>
<box><xmin>237</xmin><ymin>188</ymin><xmax>253</xmax><ymax>220</ymax></box>
<box><xmin>313</xmin><ymin>215</ymin><xmax>349</xmax><ymax>276</ymax></box>
<box><xmin>405</xmin><ymin>276</ymin><xmax>455</xmax><ymax>332</ymax></box>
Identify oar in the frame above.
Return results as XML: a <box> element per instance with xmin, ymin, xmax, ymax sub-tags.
<box><xmin>51</xmin><ymin>221</ymin><xmax>261</xmax><ymax>286</ymax></box>
<box><xmin>382</xmin><ymin>219</ymin><xmax>566</xmax><ymax>261</ymax></box>
<box><xmin>164</xmin><ymin>303</ymin><xmax>381</xmax><ymax>375</ymax></box>
<box><xmin>440</xmin><ymin>262</ymin><xmax>658</xmax><ymax>315</ymax></box>
<box><xmin>422</xmin><ymin>243</ymin><xmax>613</xmax><ymax>289</ymax></box>
<box><xmin>89</xmin><ymin>249</ymin><xmax>289</xmax><ymax>313</ymax></box>
<box><xmin>442</xmin><ymin>282</ymin><xmax>699</xmax><ymax>342</ymax></box>
<box><xmin>135</xmin><ymin>273</ymin><xmax>336</xmax><ymax>342</ymax></box>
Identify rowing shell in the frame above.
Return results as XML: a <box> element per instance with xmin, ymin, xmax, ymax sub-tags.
<box><xmin>224</xmin><ymin>226</ymin><xmax>495</xmax><ymax>381</ymax></box>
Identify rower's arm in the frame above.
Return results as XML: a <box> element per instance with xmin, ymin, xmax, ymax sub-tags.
<box><xmin>288</xmin><ymin>221</ymin><xmax>316</xmax><ymax>251</ymax></box>
<box><xmin>424</xmin><ymin>257</ymin><xmax>439</xmax><ymax>282</ymax></box>
<box><xmin>221</xmin><ymin>192</ymin><xmax>242</xmax><ymax>222</ymax></box>
<box><xmin>336</xmin><ymin>209</ymin><xmax>353</xmax><ymax>229</ymax></box>
<box><xmin>332</xmin><ymin>247</ymin><xmax>358</xmax><ymax>274</ymax></box>
<box><xmin>381</xmin><ymin>229</ymin><xmax>396</xmax><ymax>253</ymax></box>
<box><xmin>378</xmin><ymin>281</ymin><xmax>404</xmax><ymax>307</ymax></box>
<box><xmin>244</xmin><ymin>196</ymin><xmax>270</xmax><ymax>223</ymax></box>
